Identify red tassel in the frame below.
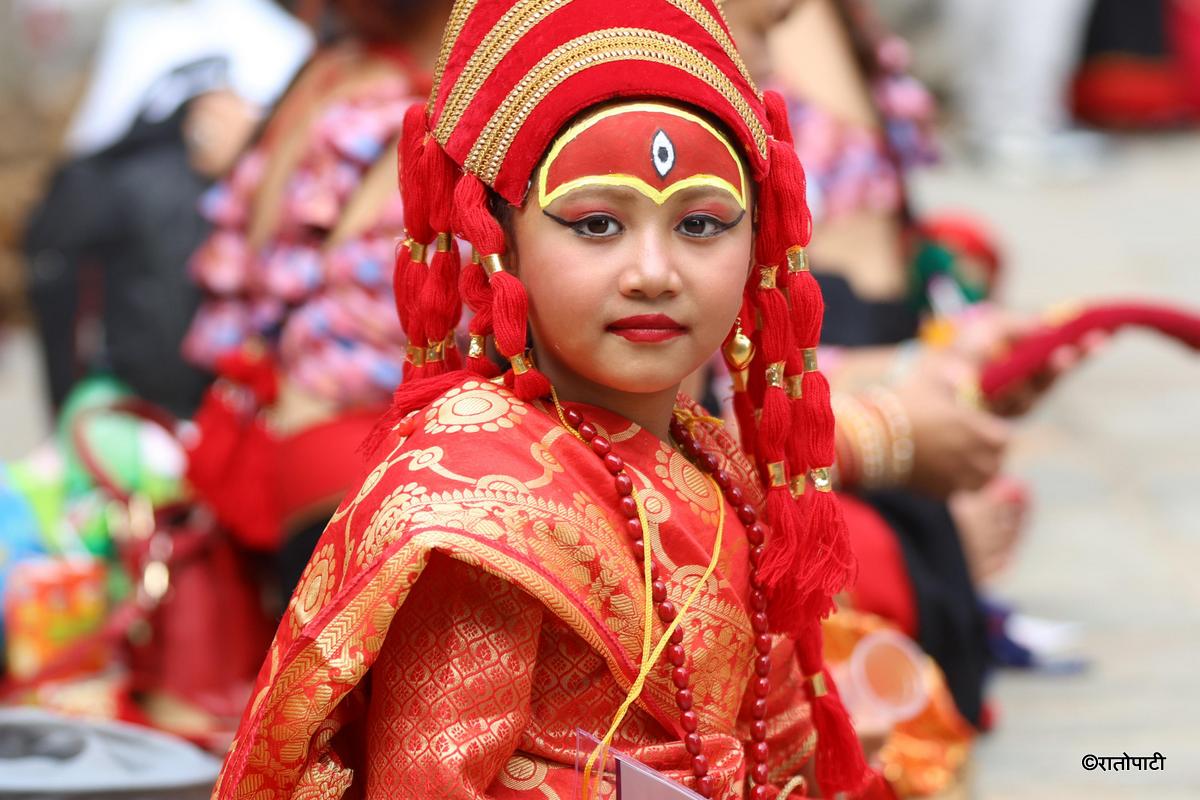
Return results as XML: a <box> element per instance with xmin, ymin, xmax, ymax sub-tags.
<box><xmin>452</xmin><ymin>174</ymin><xmax>550</xmax><ymax>400</ymax></box>
<box><xmin>419</xmin><ymin>144</ymin><xmax>466</xmax><ymax>376</ymax></box>
<box><xmin>764</xmin><ymin>90</ymin><xmax>794</xmax><ymax>147</ymax></box>
<box><xmin>798</xmin><ymin>490</ymin><xmax>855</xmax><ymax>619</ymax></box>
<box><xmin>452</xmin><ymin>174</ymin><xmax>505</xmax><ymax>254</ymax></box>
<box><xmin>459</xmin><ymin>261</ymin><xmax>501</xmax><ymax>378</ymax></box>
<box><xmin>795</xmin><ymin>622</ymin><xmax>871</xmax><ymax>798</ymax></box>
<box><xmin>491</xmin><ymin>270</ymin><xmax>551</xmax><ymax>399</ymax></box>
<box><xmin>396</xmin><ymin>104</ymin><xmax>434</xmax><ymax>379</ymax></box>
<box><xmin>359</xmin><ymin>370</ymin><xmax>470</xmax><ymax>457</ymax></box>
<box><xmin>801</xmin><ymin>370</ymin><xmax>837</xmax><ymax>474</ymax></box>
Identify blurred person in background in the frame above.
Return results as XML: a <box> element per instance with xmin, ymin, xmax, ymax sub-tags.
<box><xmin>725</xmin><ymin>0</ymin><xmax>1101</xmax><ymax>747</ymax></box>
<box><xmin>21</xmin><ymin>0</ymin><xmax>312</xmax><ymax>418</ymax></box>
<box><xmin>180</xmin><ymin>0</ymin><xmax>455</xmax><ymax>605</ymax></box>
<box><xmin>941</xmin><ymin>0</ymin><xmax>1106</xmax><ymax>177</ymax></box>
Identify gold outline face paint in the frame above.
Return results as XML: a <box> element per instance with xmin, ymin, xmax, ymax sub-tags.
<box><xmin>536</xmin><ymin>102</ymin><xmax>747</xmax><ymax>210</ymax></box>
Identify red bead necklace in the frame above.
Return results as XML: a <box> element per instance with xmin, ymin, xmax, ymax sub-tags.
<box><xmin>559</xmin><ymin>405</ymin><xmax>774</xmax><ymax>800</ymax></box>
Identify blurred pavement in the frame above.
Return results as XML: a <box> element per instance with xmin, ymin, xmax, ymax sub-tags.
<box><xmin>913</xmin><ymin>134</ymin><xmax>1200</xmax><ymax>799</ymax></box>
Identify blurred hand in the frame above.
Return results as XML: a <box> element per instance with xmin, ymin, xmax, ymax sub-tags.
<box><xmin>986</xmin><ymin>329</ymin><xmax>1108</xmax><ymax>417</ymax></box>
<box><xmin>894</xmin><ymin>349</ymin><xmax>1011</xmax><ymax>497</ymax></box>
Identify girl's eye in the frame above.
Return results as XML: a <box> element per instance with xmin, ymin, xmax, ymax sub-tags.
<box><xmin>571</xmin><ymin>215</ymin><xmax>622</xmax><ymax>238</ymax></box>
<box><xmin>678</xmin><ymin>215</ymin><xmax>728</xmax><ymax>238</ymax></box>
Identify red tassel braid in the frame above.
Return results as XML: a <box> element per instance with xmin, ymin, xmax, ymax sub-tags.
<box><xmin>395</xmin><ymin>102</ymin><xmax>435</xmax><ymax>382</ymax></box>
<box><xmin>451</xmin><ymin>174</ymin><xmax>551</xmax><ymax>400</ymax></box>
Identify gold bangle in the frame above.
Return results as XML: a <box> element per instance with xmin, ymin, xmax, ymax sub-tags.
<box><xmin>766</xmin><ymin>461</ymin><xmax>787</xmax><ymax>488</ymax></box>
<box><xmin>833</xmin><ymin>393</ymin><xmax>887</xmax><ymax>488</ymax></box>
<box><xmin>758</xmin><ymin>265</ymin><xmax>778</xmax><ymax>290</ymax></box>
<box><xmin>435</xmin><ymin>232</ymin><xmax>453</xmax><ymax>253</ymax></box>
<box><xmin>467</xmin><ymin>334</ymin><xmax>486</xmax><ymax>360</ymax></box>
<box><xmin>765</xmin><ymin>361</ymin><xmax>785</xmax><ymax>389</ymax></box>
<box><xmin>482</xmin><ymin>253</ymin><xmax>506</xmax><ymax>276</ymax></box>
<box><xmin>786</xmin><ymin>246</ymin><xmax>809</xmax><ymax>273</ymax></box>
<box><xmin>868</xmin><ymin>388</ymin><xmax>915</xmax><ymax>484</ymax></box>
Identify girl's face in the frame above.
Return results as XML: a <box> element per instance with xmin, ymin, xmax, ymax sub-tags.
<box><xmin>508</xmin><ymin>105</ymin><xmax>753</xmax><ymax>404</ymax></box>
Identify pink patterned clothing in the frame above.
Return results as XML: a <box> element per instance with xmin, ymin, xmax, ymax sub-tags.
<box><xmin>779</xmin><ymin>35</ymin><xmax>938</xmax><ymax>225</ymax></box>
<box><xmin>183</xmin><ymin>72</ymin><xmax>421</xmax><ymax>409</ymax></box>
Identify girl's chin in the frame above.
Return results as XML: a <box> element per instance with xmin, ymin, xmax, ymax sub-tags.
<box><xmin>585</xmin><ymin>366</ymin><xmax>696</xmax><ymax>396</ymax></box>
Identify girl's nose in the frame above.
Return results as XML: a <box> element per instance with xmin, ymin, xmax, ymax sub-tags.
<box><xmin>618</xmin><ymin>227</ymin><xmax>683</xmax><ymax>299</ymax></box>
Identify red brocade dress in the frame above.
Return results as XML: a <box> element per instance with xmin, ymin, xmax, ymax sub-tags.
<box><xmin>212</xmin><ymin>379</ymin><xmax>816</xmax><ymax>798</ymax></box>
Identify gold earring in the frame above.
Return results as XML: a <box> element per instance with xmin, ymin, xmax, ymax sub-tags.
<box><xmin>723</xmin><ymin>317</ymin><xmax>755</xmax><ymax>387</ymax></box>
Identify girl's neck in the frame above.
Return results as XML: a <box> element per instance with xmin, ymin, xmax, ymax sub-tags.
<box><xmin>539</xmin><ymin>360</ymin><xmax>680</xmax><ymax>443</ymax></box>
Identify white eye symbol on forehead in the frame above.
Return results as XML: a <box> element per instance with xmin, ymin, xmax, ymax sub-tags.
<box><xmin>651</xmin><ymin>129</ymin><xmax>675</xmax><ymax>178</ymax></box>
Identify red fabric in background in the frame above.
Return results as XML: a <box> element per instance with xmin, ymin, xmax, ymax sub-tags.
<box><xmin>981</xmin><ymin>301</ymin><xmax>1200</xmax><ymax>400</ymax></box>
<box><xmin>840</xmin><ymin>494</ymin><xmax>918</xmax><ymax>639</ymax></box>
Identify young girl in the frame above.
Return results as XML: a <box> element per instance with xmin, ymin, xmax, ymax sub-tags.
<box><xmin>212</xmin><ymin>1</ymin><xmax>875</xmax><ymax>797</ymax></box>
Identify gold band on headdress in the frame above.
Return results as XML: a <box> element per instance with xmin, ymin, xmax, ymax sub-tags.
<box><xmin>468</xmin><ymin>334</ymin><xmax>487</xmax><ymax>360</ymax></box>
<box><xmin>405</xmin><ymin>343</ymin><xmax>427</xmax><ymax>367</ymax></box>
<box><xmin>786</xmin><ymin>246</ymin><xmax>809</xmax><ymax>273</ymax></box>
<box><xmin>766</xmin><ymin>461</ymin><xmax>787</xmax><ymax>488</ymax></box>
<box><xmin>786</xmin><ymin>375</ymin><xmax>803</xmax><ymax>399</ymax></box>
<box><xmin>758</xmin><ymin>266</ymin><xmax>778</xmax><ymax>290</ymax></box>
<box><xmin>435</xmin><ymin>232</ymin><xmax>453</xmax><ymax>253</ymax></box>
<box><xmin>789</xmin><ymin>475</ymin><xmax>806</xmax><ymax>498</ymax></box>
<box><xmin>807</xmin><ymin>671</ymin><xmax>828</xmax><ymax>697</ymax></box>
<box><xmin>426</xmin><ymin>333</ymin><xmax>456</xmax><ymax>363</ymax></box>
<box><xmin>802</xmin><ymin>348</ymin><xmax>819</xmax><ymax>373</ymax></box>
<box><xmin>765</xmin><ymin>361</ymin><xmax>785</xmax><ymax>389</ymax></box>
<box><xmin>408</xmin><ymin>239</ymin><xmax>428</xmax><ymax>263</ymax></box>
<box><xmin>810</xmin><ymin>468</ymin><xmax>832</xmax><ymax>493</ymax></box>
<box><xmin>482</xmin><ymin>253</ymin><xmax>506</xmax><ymax>276</ymax></box>
<box><xmin>509</xmin><ymin>353</ymin><xmax>532</xmax><ymax>375</ymax></box>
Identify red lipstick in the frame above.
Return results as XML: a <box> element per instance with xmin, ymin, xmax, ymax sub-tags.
<box><xmin>607</xmin><ymin>314</ymin><xmax>687</xmax><ymax>343</ymax></box>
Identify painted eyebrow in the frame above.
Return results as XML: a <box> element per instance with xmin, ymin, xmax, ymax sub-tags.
<box><xmin>544</xmin><ymin>184</ymin><xmax>642</xmax><ymax>204</ymax></box>
<box><xmin>668</xmin><ymin>184</ymin><xmax>743</xmax><ymax>206</ymax></box>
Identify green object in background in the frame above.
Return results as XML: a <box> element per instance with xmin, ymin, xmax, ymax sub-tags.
<box><xmin>910</xmin><ymin>240</ymin><xmax>989</xmax><ymax>313</ymax></box>
<box><xmin>57</xmin><ymin>375</ymin><xmax>187</xmax><ymax>506</ymax></box>
<box><xmin>58</xmin><ymin>375</ymin><xmax>132</xmax><ymax>498</ymax></box>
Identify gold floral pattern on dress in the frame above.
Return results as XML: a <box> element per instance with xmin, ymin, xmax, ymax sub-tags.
<box><xmin>498</xmin><ymin>754</ymin><xmax>552</xmax><ymax>792</ymax></box>
<box><xmin>358</xmin><ymin>483</ymin><xmax>427</xmax><ymax>567</ymax></box>
<box><xmin>527</xmin><ymin>429</ymin><xmax>567</xmax><ymax>488</ymax></box>
<box><xmin>424</xmin><ymin>380</ymin><xmax>527</xmax><ymax>434</ymax></box>
<box><xmin>397</xmin><ymin>446</ymin><xmax>474</xmax><ymax>483</ymax></box>
<box><xmin>654</xmin><ymin>445</ymin><xmax>719</xmax><ymax>524</ymax></box>
<box><xmin>290</xmin><ymin>543</ymin><xmax>338</xmax><ymax>635</ymax></box>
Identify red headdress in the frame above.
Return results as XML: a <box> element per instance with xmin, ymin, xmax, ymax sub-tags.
<box><xmin>384</xmin><ymin>0</ymin><xmax>869</xmax><ymax>794</ymax></box>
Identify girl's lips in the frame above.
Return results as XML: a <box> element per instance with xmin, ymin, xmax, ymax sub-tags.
<box><xmin>607</xmin><ymin>314</ymin><xmax>687</xmax><ymax>343</ymax></box>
